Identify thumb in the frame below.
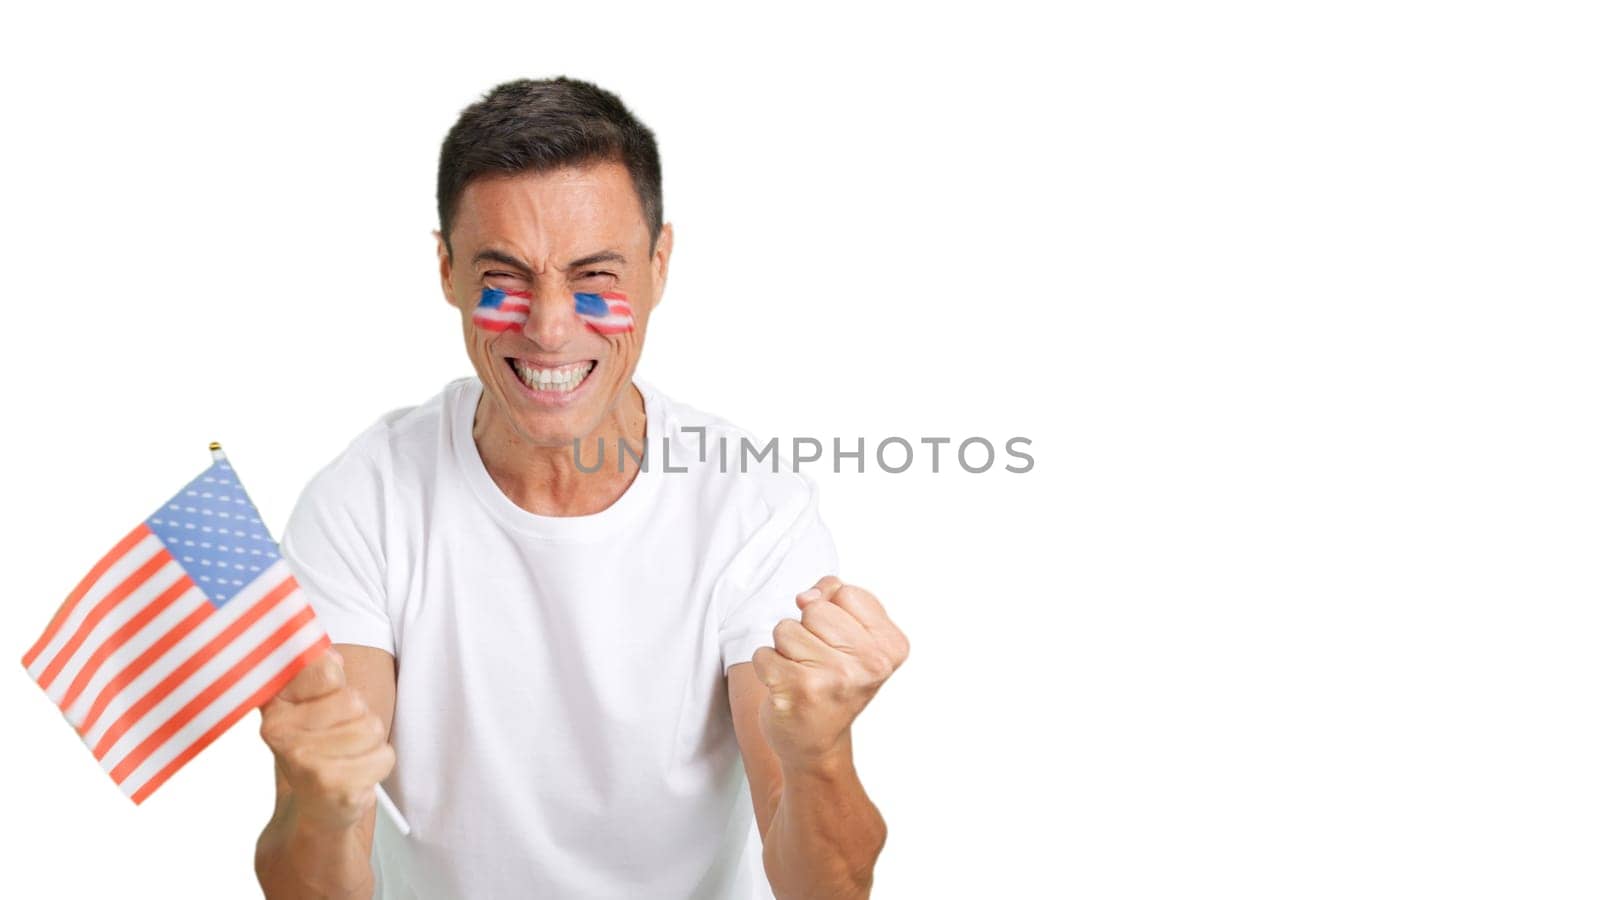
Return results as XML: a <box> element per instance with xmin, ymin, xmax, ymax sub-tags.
<box><xmin>276</xmin><ymin>646</ymin><xmax>346</xmax><ymax>704</ymax></box>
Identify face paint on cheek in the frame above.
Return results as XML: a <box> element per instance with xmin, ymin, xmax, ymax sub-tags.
<box><xmin>574</xmin><ymin>291</ymin><xmax>635</xmax><ymax>335</ymax></box>
<box><xmin>471</xmin><ymin>287</ymin><xmax>532</xmax><ymax>332</ymax></box>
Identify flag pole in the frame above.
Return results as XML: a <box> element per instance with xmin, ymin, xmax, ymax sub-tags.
<box><xmin>211</xmin><ymin>442</ymin><xmax>412</xmax><ymax>838</ymax></box>
<box><xmin>374</xmin><ymin>784</ymin><xmax>411</xmax><ymax>836</ymax></box>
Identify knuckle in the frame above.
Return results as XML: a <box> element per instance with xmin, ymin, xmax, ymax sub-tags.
<box><xmin>261</xmin><ymin>726</ymin><xmax>293</xmax><ymax>752</ymax></box>
<box><xmin>751</xmin><ymin>649</ymin><xmax>781</xmax><ymax>684</ymax></box>
<box><xmin>793</xmin><ymin>671</ymin><xmax>827</xmax><ymax>701</ymax></box>
<box><xmin>283</xmin><ymin>744</ymin><xmax>318</xmax><ymax>775</ymax></box>
<box><xmin>258</xmin><ymin>717</ymin><xmax>283</xmax><ymax>749</ymax></box>
<box><xmin>862</xmin><ymin>651</ymin><xmax>894</xmax><ymax>680</ymax></box>
<box><xmin>306</xmin><ymin>763</ymin><xmax>339</xmax><ymax>797</ymax></box>
<box><xmin>374</xmin><ymin>743</ymin><xmax>397</xmax><ymax>778</ymax></box>
<box><xmin>841</xmin><ymin>583</ymin><xmax>874</xmax><ymax>604</ymax></box>
<box><xmin>800</xmin><ymin>604</ymin><xmax>834</xmax><ymax>630</ymax></box>
<box><xmin>823</xmin><ymin>669</ymin><xmax>850</xmax><ymax>697</ymax></box>
<box><xmin>335</xmin><ymin>787</ymin><xmax>368</xmax><ymax>812</ymax></box>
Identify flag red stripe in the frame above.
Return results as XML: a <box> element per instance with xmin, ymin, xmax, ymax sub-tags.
<box><xmin>472</xmin><ymin>319</ymin><xmax>522</xmax><ymax>332</ymax></box>
<box><xmin>22</xmin><ymin>524</ymin><xmax>151</xmax><ymax>669</ymax></box>
<box><xmin>37</xmin><ymin>551</ymin><xmax>172</xmax><ymax>691</ymax></box>
<box><xmin>92</xmin><ymin>575</ymin><xmax>298</xmax><ymax>759</ymax></box>
<box><xmin>77</xmin><ymin>603</ymin><xmax>212</xmax><ymax>737</ymax></box>
<box><xmin>129</xmin><ymin>634</ymin><xmax>330</xmax><ymax>805</ymax></box>
<box><xmin>59</xmin><ymin>577</ymin><xmax>195</xmax><ymax>711</ymax></box>
<box><xmin>111</xmin><ymin>603</ymin><xmax>317</xmax><ymax>783</ymax></box>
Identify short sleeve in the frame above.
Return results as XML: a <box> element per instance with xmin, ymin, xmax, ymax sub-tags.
<box><xmin>279</xmin><ymin>449</ymin><xmax>394</xmax><ymax>655</ymax></box>
<box><xmin>715</xmin><ymin>477</ymin><xmax>840</xmax><ymax>675</ymax></box>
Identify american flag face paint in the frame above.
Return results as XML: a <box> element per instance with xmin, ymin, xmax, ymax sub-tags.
<box><xmin>470</xmin><ymin>288</ymin><xmax>636</xmax><ymax>336</ymax></box>
<box><xmin>574</xmin><ymin>291</ymin><xmax>635</xmax><ymax>335</ymax></box>
<box><xmin>472</xmin><ymin>287</ymin><xmax>532</xmax><ymax>332</ymax></box>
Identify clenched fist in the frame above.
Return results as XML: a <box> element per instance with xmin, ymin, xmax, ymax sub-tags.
<box><xmin>258</xmin><ymin>648</ymin><xmax>395</xmax><ymax>831</ymax></box>
<box><xmin>751</xmin><ymin>576</ymin><xmax>910</xmax><ymax>767</ymax></box>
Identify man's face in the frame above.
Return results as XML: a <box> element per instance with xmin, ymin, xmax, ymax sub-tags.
<box><xmin>436</xmin><ymin>161</ymin><xmax>671</xmax><ymax>448</ymax></box>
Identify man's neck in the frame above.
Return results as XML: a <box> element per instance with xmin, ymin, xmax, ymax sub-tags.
<box><xmin>472</xmin><ymin>382</ymin><xmax>647</xmax><ymax>517</ymax></box>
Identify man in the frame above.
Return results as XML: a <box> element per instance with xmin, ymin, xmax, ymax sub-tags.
<box><xmin>252</xmin><ymin>77</ymin><xmax>909</xmax><ymax>899</ymax></box>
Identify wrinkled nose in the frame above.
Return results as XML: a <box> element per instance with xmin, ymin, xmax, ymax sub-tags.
<box><xmin>519</xmin><ymin>288</ymin><xmax>577</xmax><ymax>349</ymax></box>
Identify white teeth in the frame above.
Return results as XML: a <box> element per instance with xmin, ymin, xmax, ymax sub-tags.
<box><xmin>512</xmin><ymin>360</ymin><xmax>594</xmax><ymax>392</ymax></box>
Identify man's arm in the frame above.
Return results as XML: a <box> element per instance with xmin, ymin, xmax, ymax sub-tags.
<box><xmin>729</xmin><ymin>577</ymin><xmax>910</xmax><ymax>899</ymax></box>
<box><xmin>255</xmin><ymin>644</ymin><xmax>397</xmax><ymax>900</ymax></box>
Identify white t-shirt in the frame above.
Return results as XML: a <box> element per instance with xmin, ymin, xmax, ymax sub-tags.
<box><xmin>279</xmin><ymin>376</ymin><xmax>838</xmax><ymax>899</ymax></box>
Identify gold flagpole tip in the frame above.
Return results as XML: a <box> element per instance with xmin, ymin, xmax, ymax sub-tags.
<box><xmin>208</xmin><ymin>441</ymin><xmax>222</xmax><ymax>451</ymax></box>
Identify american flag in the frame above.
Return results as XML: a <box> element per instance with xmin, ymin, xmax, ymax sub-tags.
<box><xmin>21</xmin><ymin>447</ymin><xmax>329</xmax><ymax>805</ymax></box>
<box><xmin>471</xmin><ymin>286</ymin><xmax>533</xmax><ymax>332</ymax></box>
<box><xmin>575</xmin><ymin>290</ymin><xmax>635</xmax><ymax>334</ymax></box>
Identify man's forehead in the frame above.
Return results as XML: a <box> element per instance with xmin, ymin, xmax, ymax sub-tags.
<box><xmin>453</xmin><ymin>163</ymin><xmax>643</xmax><ymax>258</ymax></box>
<box><xmin>458</xmin><ymin>163</ymin><xmax>635</xmax><ymax>222</ymax></box>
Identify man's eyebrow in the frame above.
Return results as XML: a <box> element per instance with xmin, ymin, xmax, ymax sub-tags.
<box><xmin>564</xmin><ymin>250</ymin><xmax>626</xmax><ymax>270</ymax></box>
<box><xmin>470</xmin><ymin>248</ymin><xmax>627</xmax><ymax>272</ymax></box>
<box><xmin>471</xmin><ymin>248</ymin><xmax>531</xmax><ymax>271</ymax></box>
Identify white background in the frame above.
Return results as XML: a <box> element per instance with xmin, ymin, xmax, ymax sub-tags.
<box><xmin>2</xmin><ymin>2</ymin><xmax>1596</xmax><ymax>897</ymax></box>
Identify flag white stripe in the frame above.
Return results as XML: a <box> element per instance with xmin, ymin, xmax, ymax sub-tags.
<box><xmin>115</xmin><ymin>617</ymin><xmax>326</xmax><ymax>799</ymax></box>
<box><xmin>64</xmin><ymin>584</ymin><xmax>211</xmax><ymax>727</ymax></box>
<box><xmin>26</xmin><ymin>534</ymin><xmax>165</xmax><ymax>680</ymax></box>
<box><xmin>80</xmin><ymin>559</ymin><xmax>295</xmax><ymax>747</ymax></box>
<box><xmin>43</xmin><ymin>560</ymin><xmax>187</xmax><ymax>705</ymax></box>
<box><xmin>474</xmin><ymin>308</ymin><xmax>529</xmax><ymax>323</ymax></box>
<box><xmin>95</xmin><ymin>579</ymin><xmax>309</xmax><ymax>772</ymax></box>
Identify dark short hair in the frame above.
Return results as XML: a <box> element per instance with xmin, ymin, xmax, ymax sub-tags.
<box><xmin>436</xmin><ymin>76</ymin><xmax>663</xmax><ymax>257</ymax></box>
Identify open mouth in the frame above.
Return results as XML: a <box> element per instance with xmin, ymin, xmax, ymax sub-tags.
<box><xmin>506</xmin><ymin>357</ymin><xmax>597</xmax><ymax>395</ymax></box>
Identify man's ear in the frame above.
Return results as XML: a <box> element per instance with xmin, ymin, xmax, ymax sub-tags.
<box><xmin>650</xmin><ymin>221</ymin><xmax>675</xmax><ymax>309</ymax></box>
<box><xmin>434</xmin><ymin>229</ymin><xmax>456</xmax><ymax>308</ymax></box>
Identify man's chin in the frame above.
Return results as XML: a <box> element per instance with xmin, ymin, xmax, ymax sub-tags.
<box><xmin>500</xmin><ymin>405</ymin><xmax>599</xmax><ymax>450</ymax></box>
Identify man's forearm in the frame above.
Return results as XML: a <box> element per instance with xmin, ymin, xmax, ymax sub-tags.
<box><xmin>255</xmin><ymin>796</ymin><xmax>375</xmax><ymax>900</ymax></box>
<box><xmin>763</xmin><ymin>734</ymin><xmax>888</xmax><ymax>899</ymax></box>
